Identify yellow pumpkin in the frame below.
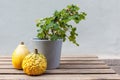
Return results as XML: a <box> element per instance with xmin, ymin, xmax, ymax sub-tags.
<box><xmin>22</xmin><ymin>49</ymin><xmax>47</xmax><ymax>76</ymax></box>
<box><xmin>12</xmin><ymin>42</ymin><xmax>30</xmax><ymax>69</ymax></box>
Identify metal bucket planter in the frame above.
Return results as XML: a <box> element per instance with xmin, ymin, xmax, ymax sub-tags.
<box><xmin>32</xmin><ymin>38</ymin><xmax>62</xmax><ymax>69</ymax></box>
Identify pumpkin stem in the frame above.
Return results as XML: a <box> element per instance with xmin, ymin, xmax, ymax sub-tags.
<box><xmin>21</xmin><ymin>42</ymin><xmax>24</xmax><ymax>45</ymax></box>
<box><xmin>35</xmin><ymin>49</ymin><xmax>38</xmax><ymax>54</ymax></box>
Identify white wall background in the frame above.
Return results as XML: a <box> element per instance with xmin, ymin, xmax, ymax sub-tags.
<box><xmin>0</xmin><ymin>0</ymin><xmax>120</xmax><ymax>58</ymax></box>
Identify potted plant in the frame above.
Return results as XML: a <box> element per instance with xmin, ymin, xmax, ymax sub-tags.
<box><xmin>32</xmin><ymin>4</ymin><xmax>87</xmax><ymax>69</ymax></box>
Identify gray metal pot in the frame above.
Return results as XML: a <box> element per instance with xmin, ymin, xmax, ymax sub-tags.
<box><xmin>32</xmin><ymin>38</ymin><xmax>62</xmax><ymax>69</ymax></box>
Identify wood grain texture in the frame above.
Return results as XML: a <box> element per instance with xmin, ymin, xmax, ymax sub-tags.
<box><xmin>0</xmin><ymin>56</ymin><xmax>120</xmax><ymax>80</ymax></box>
<box><xmin>0</xmin><ymin>74</ymin><xmax>120</xmax><ymax>80</ymax></box>
<box><xmin>0</xmin><ymin>57</ymin><xmax>99</xmax><ymax>61</ymax></box>
<box><xmin>0</xmin><ymin>60</ymin><xmax>106</xmax><ymax>65</ymax></box>
<box><xmin>103</xmin><ymin>59</ymin><xmax>120</xmax><ymax>66</ymax></box>
<box><xmin>0</xmin><ymin>68</ymin><xmax>115</xmax><ymax>74</ymax></box>
<box><xmin>0</xmin><ymin>64</ymin><xmax>110</xmax><ymax>69</ymax></box>
<box><xmin>0</xmin><ymin>55</ymin><xmax>98</xmax><ymax>58</ymax></box>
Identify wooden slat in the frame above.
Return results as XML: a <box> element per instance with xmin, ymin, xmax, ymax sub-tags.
<box><xmin>0</xmin><ymin>74</ymin><xmax>120</xmax><ymax>80</ymax></box>
<box><xmin>0</xmin><ymin>59</ymin><xmax>11</xmax><ymax>62</ymax></box>
<box><xmin>0</xmin><ymin>59</ymin><xmax>105</xmax><ymax>63</ymax></box>
<box><xmin>103</xmin><ymin>59</ymin><xmax>120</xmax><ymax>66</ymax></box>
<box><xmin>0</xmin><ymin>56</ymin><xmax>120</xmax><ymax>80</ymax></box>
<box><xmin>62</xmin><ymin>55</ymin><xmax>98</xmax><ymax>58</ymax></box>
<box><xmin>0</xmin><ymin>60</ymin><xmax>105</xmax><ymax>64</ymax></box>
<box><xmin>59</xmin><ymin>64</ymin><xmax>110</xmax><ymax>69</ymax></box>
<box><xmin>46</xmin><ymin>69</ymin><xmax>116</xmax><ymax>74</ymax></box>
<box><xmin>0</xmin><ymin>64</ymin><xmax>110</xmax><ymax>69</ymax></box>
<box><xmin>60</xmin><ymin>58</ymin><xmax>99</xmax><ymax>61</ymax></box>
<box><xmin>0</xmin><ymin>56</ymin><xmax>11</xmax><ymax>59</ymax></box>
<box><xmin>109</xmin><ymin>66</ymin><xmax>120</xmax><ymax>75</ymax></box>
<box><xmin>0</xmin><ymin>55</ymin><xmax>98</xmax><ymax>58</ymax></box>
<box><xmin>0</xmin><ymin>62</ymin><xmax>12</xmax><ymax>65</ymax></box>
<box><xmin>0</xmin><ymin>57</ymin><xmax>99</xmax><ymax>61</ymax></box>
<box><xmin>61</xmin><ymin>60</ymin><xmax>105</xmax><ymax>64</ymax></box>
<box><xmin>0</xmin><ymin>60</ymin><xmax>106</xmax><ymax>65</ymax></box>
<box><xmin>0</xmin><ymin>68</ymin><xmax>116</xmax><ymax>74</ymax></box>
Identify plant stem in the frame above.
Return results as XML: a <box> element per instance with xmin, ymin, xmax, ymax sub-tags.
<box><xmin>21</xmin><ymin>42</ymin><xmax>24</xmax><ymax>45</ymax></box>
<box><xmin>35</xmin><ymin>49</ymin><xmax>38</xmax><ymax>54</ymax></box>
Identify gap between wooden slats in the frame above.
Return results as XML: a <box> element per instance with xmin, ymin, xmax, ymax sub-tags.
<box><xmin>0</xmin><ymin>74</ymin><xmax>120</xmax><ymax>80</ymax></box>
<box><xmin>0</xmin><ymin>64</ymin><xmax>110</xmax><ymax>69</ymax></box>
<box><xmin>0</xmin><ymin>69</ymin><xmax>116</xmax><ymax>74</ymax></box>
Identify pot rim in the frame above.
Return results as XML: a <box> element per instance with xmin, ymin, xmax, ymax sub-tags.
<box><xmin>32</xmin><ymin>37</ymin><xmax>63</xmax><ymax>41</ymax></box>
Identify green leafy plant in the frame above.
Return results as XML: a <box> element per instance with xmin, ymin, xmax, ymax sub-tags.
<box><xmin>36</xmin><ymin>4</ymin><xmax>87</xmax><ymax>46</ymax></box>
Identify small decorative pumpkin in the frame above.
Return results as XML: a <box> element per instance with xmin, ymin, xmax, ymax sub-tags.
<box><xmin>12</xmin><ymin>42</ymin><xmax>30</xmax><ymax>69</ymax></box>
<box><xmin>22</xmin><ymin>49</ymin><xmax>47</xmax><ymax>76</ymax></box>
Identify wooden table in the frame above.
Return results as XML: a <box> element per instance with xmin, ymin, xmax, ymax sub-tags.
<box><xmin>0</xmin><ymin>55</ymin><xmax>120</xmax><ymax>80</ymax></box>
